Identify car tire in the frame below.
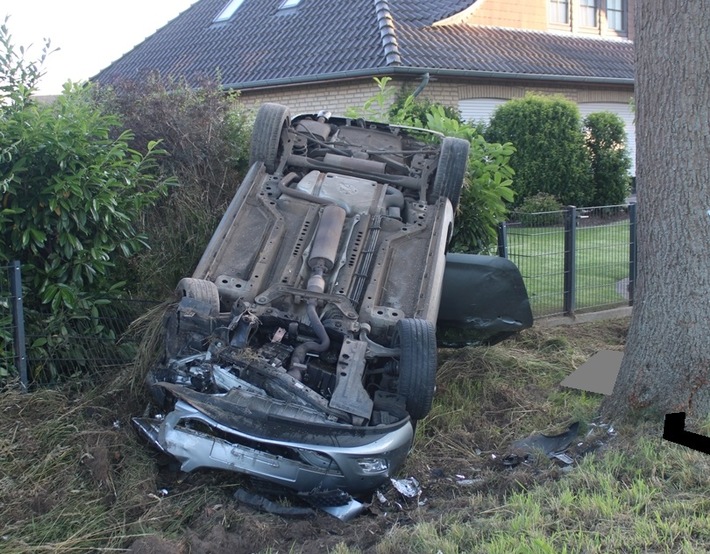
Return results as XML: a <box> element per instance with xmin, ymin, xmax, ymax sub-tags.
<box><xmin>250</xmin><ymin>102</ymin><xmax>291</xmax><ymax>173</ymax></box>
<box><xmin>394</xmin><ymin>318</ymin><xmax>437</xmax><ymax>420</ymax></box>
<box><xmin>175</xmin><ymin>278</ymin><xmax>220</xmax><ymax>316</ymax></box>
<box><xmin>429</xmin><ymin>137</ymin><xmax>470</xmax><ymax>212</ymax></box>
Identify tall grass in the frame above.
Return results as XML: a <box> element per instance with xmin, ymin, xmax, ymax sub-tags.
<box><xmin>5</xmin><ymin>317</ymin><xmax>710</xmax><ymax>553</ymax></box>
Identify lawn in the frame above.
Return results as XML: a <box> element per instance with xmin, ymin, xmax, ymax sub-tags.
<box><xmin>505</xmin><ymin>218</ymin><xmax>632</xmax><ymax>316</ymax></box>
<box><xmin>3</xmin><ymin>316</ymin><xmax>710</xmax><ymax>553</ymax></box>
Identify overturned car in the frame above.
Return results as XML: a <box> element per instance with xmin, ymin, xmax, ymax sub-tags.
<box><xmin>134</xmin><ymin>104</ymin><xmax>532</xmax><ymax>506</ymax></box>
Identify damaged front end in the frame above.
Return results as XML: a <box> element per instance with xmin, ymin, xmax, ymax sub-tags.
<box><xmin>133</xmin><ymin>294</ymin><xmax>414</xmax><ymax>496</ymax></box>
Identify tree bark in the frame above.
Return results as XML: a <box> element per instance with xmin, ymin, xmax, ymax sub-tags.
<box><xmin>602</xmin><ymin>1</ymin><xmax>710</xmax><ymax>420</ymax></box>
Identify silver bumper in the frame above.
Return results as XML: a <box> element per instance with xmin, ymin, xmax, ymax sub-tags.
<box><xmin>134</xmin><ymin>400</ymin><xmax>414</xmax><ymax>495</ymax></box>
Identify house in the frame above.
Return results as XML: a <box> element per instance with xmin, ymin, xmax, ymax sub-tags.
<box><xmin>93</xmin><ymin>0</ymin><xmax>635</xmax><ymax>170</ymax></box>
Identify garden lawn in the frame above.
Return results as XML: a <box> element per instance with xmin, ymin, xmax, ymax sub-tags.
<box><xmin>506</xmin><ymin>220</ymin><xmax>631</xmax><ymax>316</ymax></box>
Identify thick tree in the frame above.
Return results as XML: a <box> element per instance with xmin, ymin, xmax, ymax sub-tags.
<box><xmin>602</xmin><ymin>2</ymin><xmax>710</xmax><ymax>420</ymax></box>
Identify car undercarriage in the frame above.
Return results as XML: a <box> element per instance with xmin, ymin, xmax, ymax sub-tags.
<box><xmin>133</xmin><ymin>104</ymin><xmax>532</xmax><ymax>511</ymax></box>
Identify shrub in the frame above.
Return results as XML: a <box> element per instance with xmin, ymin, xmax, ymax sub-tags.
<box><xmin>514</xmin><ymin>192</ymin><xmax>564</xmax><ymax>227</ymax></box>
<box><xmin>451</xmin><ymin>136</ymin><xmax>515</xmax><ymax>252</ymax></box>
<box><xmin>583</xmin><ymin>111</ymin><xmax>632</xmax><ymax>206</ymax></box>
<box><xmin>0</xmin><ymin>22</ymin><xmax>169</xmax><ymax>381</ymax></box>
<box><xmin>485</xmin><ymin>94</ymin><xmax>592</xmax><ymax>207</ymax></box>
<box><xmin>0</xmin><ymin>88</ymin><xmax>168</xmax><ymax>309</ymax></box>
<box><xmin>390</xmin><ymin>86</ymin><xmax>462</xmax><ymax>124</ymax></box>
<box><xmin>98</xmin><ymin>73</ymin><xmax>253</xmax><ymax>298</ymax></box>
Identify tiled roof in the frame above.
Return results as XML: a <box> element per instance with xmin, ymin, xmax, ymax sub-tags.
<box><xmin>396</xmin><ymin>25</ymin><xmax>634</xmax><ymax>80</ymax></box>
<box><xmin>92</xmin><ymin>0</ymin><xmax>633</xmax><ymax>88</ymax></box>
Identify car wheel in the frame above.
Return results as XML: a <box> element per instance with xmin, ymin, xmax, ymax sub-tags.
<box><xmin>394</xmin><ymin>318</ymin><xmax>437</xmax><ymax>420</ymax></box>
<box><xmin>175</xmin><ymin>278</ymin><xmax>220</xmax><ymax>316</ymax></box>
<box><xmin>429</xmin><ymin>137</ymin><xmax>470</xmax><ymax>212</ymax></box>
<box><xmin>250</xmin><ymin>103</ymin><xmax>291</xmax><ymax>173</ymax></box>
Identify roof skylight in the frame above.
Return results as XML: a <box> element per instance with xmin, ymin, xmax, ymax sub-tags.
<box><xmin>214</xmin><ymin>0</ymin><xmax>245</xmax><ymax>22</ymax></box>
<box><xmin>279</xmin><ymin>0</ymin><xmax>302</xmax><ymax>9</ymax></box>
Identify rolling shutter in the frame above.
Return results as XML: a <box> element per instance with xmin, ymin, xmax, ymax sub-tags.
<box><xmin>458</xmin><ymin>98</ymin><xmax>508</xmax><ymax>125</ymax></box>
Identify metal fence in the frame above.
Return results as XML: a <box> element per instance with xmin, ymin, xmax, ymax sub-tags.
<box><xmin>498</xmin><ymin>204</ymin><xmax>637</xmax><ymax>318</ymax></box>
<box><xmin>1</xmin><ymin>262</ymin><xmax>28</xmax><ymax>390</ymax></box>
<box><xmin>1</xmin><ymin>262</ymin><xmax>158</xmax><ymax>390</ymax></box>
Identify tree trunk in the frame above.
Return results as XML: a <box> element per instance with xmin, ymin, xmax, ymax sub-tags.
<box><xmin>602</xmin><ymin>1</ymin><xmax>710</xmax><ymax>421</ymax></box>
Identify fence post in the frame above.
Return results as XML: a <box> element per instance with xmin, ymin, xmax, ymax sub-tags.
<box><xmin>628</xmin><ymin>202</ymin><xmax>637</xmax><ymax>306</ymax></box>
<box><xmin>497</xmin><ymin>222</ymin><xmax>508</xmax><ymax>258</ymax></box>
<box><xmin>563</xmin><ymin>206</ymin><xmax>577</xmax><ymax>316</ymax></box>
<box><xmin>10</xmin><ymin>261</ymin><xmax>28</xmax><ymax>392</ymax></box>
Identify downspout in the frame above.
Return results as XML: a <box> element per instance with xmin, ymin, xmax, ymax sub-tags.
<box><xmin>412</xmin><ymin>72</ymin><xmax>430</xmax><ymax>98</ymax></box>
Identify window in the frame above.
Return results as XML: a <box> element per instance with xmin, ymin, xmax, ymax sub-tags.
<box><xmin>580</xmin><ymin>0</ymin><xmax>597</xmax><ymax>27</ymax></box>
<box><xmin>549</xmin><ymin>0</ymin><xmax>569</xmax><ymax>24</ymax></box>
<box><xmin>279</xmin><ymin>0</ymin><xmax>301</xmax><ymax>9</ymax></box>
<box><xmin>607</xmin><ymin>0</ymin><xmax>626</xmax><ymax>31</ymax></box>
<box><xmin>214</xmin><ymin>0</ymin><xmax>244</xmax><ymax>22</ymax></box>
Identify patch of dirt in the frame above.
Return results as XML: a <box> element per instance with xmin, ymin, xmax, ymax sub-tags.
<box><xmin>128</xmin><ymin>535</ymin><xmax>185</xmax><ymax>554</ymax></box>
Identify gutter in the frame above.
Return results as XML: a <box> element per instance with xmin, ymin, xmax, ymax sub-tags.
<box><xmin>222</xmin><ymin>66</ymin><xmax>634</xmax><ymax>92</ymax></box>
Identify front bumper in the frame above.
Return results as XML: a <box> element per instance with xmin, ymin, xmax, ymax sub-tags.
<box><xmin>133</xmin><ymin>399</ymin><xmax>414</xmax><ymax>495</ymax></box>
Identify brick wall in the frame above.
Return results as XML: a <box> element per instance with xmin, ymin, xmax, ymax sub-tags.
<box><xmin>237</xmin><ymin>77</ymin><xmax>632</xmax><ymax>118</ymax></box>
<box><xmin>437</xmin><ymin>0</ymin><xmax>635</xmax><ymax>39</ymax></box>
<box><xmin>239</xmin><ymin>79</ymin><xmax>387</xmax><ymax>115</ymax></box>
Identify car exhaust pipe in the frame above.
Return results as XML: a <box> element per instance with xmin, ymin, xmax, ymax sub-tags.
<box><xmin>289</xmin><ymin>205</ymin><xmax>347</xmax><ymax>378</ymax></box>
<box><xmin>308</xmin><ymin>204</ymin><xmax>347</xmax><ymax>278</ymax></box>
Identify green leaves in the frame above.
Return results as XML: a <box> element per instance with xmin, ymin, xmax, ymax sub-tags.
<box><xmin>0</xmin><ymin>80</ymin><xmax>168</xmax><ymax>306</ymax></box>
<box><xmin>0</xmin><ymin>21</ymin><xmax>171</xmax><ymax>381</ymax></box>
<box><xmin>0</xmin><ymin>16</ymin><xmax>54</xmax><ymax>106</ymax></box>
<box><xmin>451</xmin><ymin>135</ymin><xmax>516</xmax><ymax>253</ymax></box>
<box><xmin>486</xmin><ymin>94</ymin><xmax>593</xmax><ymax>207</ymax></box>
<box><xmin>583</xmin><ymin>112</ymin><xmax>632</xmax><ymax>206</ymax></box>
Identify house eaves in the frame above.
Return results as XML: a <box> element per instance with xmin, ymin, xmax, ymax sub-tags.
<box><xmin>222</xmin><ymin>65</ymin><xmax>633</xmax><ymax>92</ymax></box>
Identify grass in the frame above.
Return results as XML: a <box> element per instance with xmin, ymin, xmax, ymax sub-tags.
<box><xmin>506</xmin><ymin>219</ymin><xmax>631</xmax><ymax>316</ymax></box>
<box><xmin>370</xmin><ymin>432</ymin><xmax>710</xmax><ymax>554</ymax></box>
<box><xmin>4</xmin><ymin>316</ymin><xmax>710</xmax><ymax>553</ymax></box>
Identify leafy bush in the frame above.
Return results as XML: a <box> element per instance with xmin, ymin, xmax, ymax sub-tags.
<box><xmin>391</xmin><ymin>99</ymin><xmax>515</xmax><ymax>253</ymax></box>
<box><xmin>344</xmin><ymin>76</ymin><xmax>397</xmax><ymax>121</ymax></box>
<box><xmin>0</xmin><ymin>22</ymin><xmax>169</xmax><ymax>381</ymax></box>
<box><xmin>485</xmin><ymin>94</ymin><xmax>592</xmax><ymax>207</ymax></box>
<box><xmin>98</xmin><ymin>74</ymin><xmax>253</xmax><ymax>298</ymax></box>
<box><xmin>583</xmin><ymin>111</ymin><xmax>632</xmax><ymax>206</ymax></box>
<box><xmin>390</xmin><ymin>86</ymin><xmax>462</xmax><ymax>124</ymax></box>
<box><xmin>514</xmin><ymin>192</ymin><xmax>564</xmax><ymax>227</ymax></box>
<box><xmin>452</xmin><ymin>136</ymin><xmax>515</xmax><ymax>252</ymax></box>
<box><xmin>0</xmin><ymin>90</ymin><xmax>167</xmax><ymax>309</ymax></box>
